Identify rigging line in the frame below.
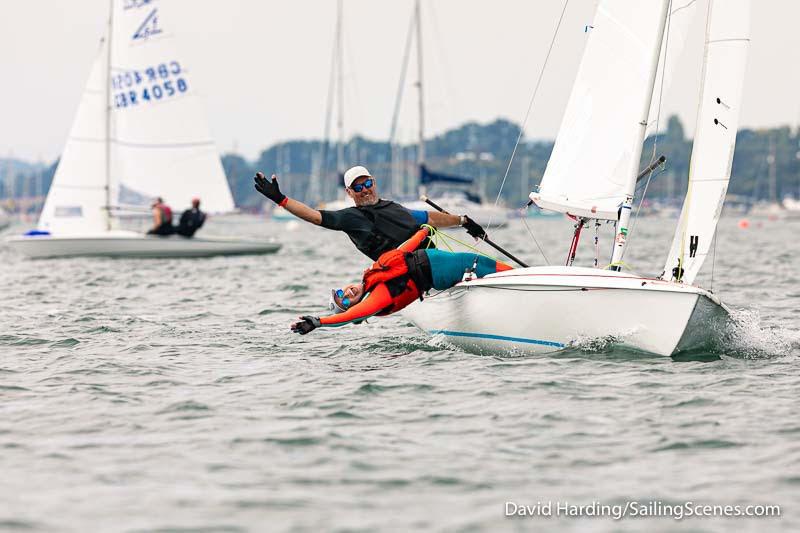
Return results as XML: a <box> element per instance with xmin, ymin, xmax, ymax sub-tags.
<box><xmin>436</xmin><ymin>229</ymin><xmax>504</xmax><ymax>263</ymax></box>
<box><xmin>486</xmin><ymin>0</ymin><xmax>570</xmax><ymax>232</ymax></box>
<box><xmin>649</xmin><ymin>0</ymin><xmax>673</xmax><ymax>165</ymax></box>
<box><xmin>627</xmin><ymin>165</ymin><xmax>665</xmax><ymax>248</ymax></box>
<box><xmin>426</xmin><ymin>1</ymin><xmax>459</xmax><ymax>131</ymax></box>
<box><xmin>389</xmin><ymin>11</ymin><xmax>416</xmax><ymax>144</ymax></box>
<box><xmin>320</xmin><ymin>6</ymin><xmax>340</xmax><ymax>181</ymax></box>
<box><xmin>671</xmin><ymin>0</ymin><xmax>697</xmax><ymax>17</ymax></box>
<box><xmin>520</xmin><ymin>209</ymin><xmax>551</xmax><ymax>265</ymax></box>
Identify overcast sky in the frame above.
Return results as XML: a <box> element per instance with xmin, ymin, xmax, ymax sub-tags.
<box><xmin>1</xmin><ymin>0</ymin><xmax>798</xmax><ymax>162</ymax></box>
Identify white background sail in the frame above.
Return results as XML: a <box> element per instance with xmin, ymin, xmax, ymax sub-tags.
<box><xmin>110</xmin><ymin>0</ymin><xmax>233</xmax><ymax>213</ymax></box>
<box><xmin>38</xmin><ymin>43</ymin><xmax>109</xmax><ymax>234</ymax></box>
<box><xmin>663</xmin><ymin>0</ymin><xmax>751</xmax><ymax>283</ymax></box>
<box><xmin>531</xmin><ymin>0</ymin><xmax>669</xmax><ymax>220</ymax></box>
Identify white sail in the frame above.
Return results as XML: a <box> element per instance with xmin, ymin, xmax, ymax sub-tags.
<box><xmin>110</xmin><ymin>0</ymin><xmax>233</xmax><ymax>213</ymax></box>
<box><xmin>38</xmin><ymin>43</ymin><xmax>110</xmax><ymax>234</ymax></box>
<box><xmin>663</xmin><ymin>0</ymin><xmax>751</xmax><ymax>284</ymax></box>
<box><xmin>645</xmin><ymin>0</ymin><xmax>700</xmax><ymax>139</ymax></box>
<box><xmin>531</xmin><ymin>0</ymin><xmax>669</xmax><ymax>220</ymax></box>
<box><xmin>39</xmin><ymin>0</ymin><xmax>234</xmax><ymax>235</ymax></box>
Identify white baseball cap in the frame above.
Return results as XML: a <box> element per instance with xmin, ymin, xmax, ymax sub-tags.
<box><xmin>343</xmin><ymin>165</ymin><xmax>372</xmax><ymax>189</ymax></box>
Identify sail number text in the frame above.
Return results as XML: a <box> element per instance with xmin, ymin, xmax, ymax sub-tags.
<box><xmin>112</xmin><ymin>61</ymin><xmax>188</xmax><ymax>108</ymax></box>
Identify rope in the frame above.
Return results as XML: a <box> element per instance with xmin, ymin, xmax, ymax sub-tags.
<box><xmin>603</xmin><ymin>261</ymin><xmax>633</xmax><ymax>271</ymax></box>
<box><xmin>423</xmin><ymin>224</ymin><xmax>503</xmax><ymax>263</ymax></box>
<box><xmin>486</xmin><ymin>0</ymin><xmax>571</xmax><ymax>232</ymax></box>
<box><xmin>520</xmin><ymin>209</ymin><xmax>550</xmax><ymax>265</ymax></box>
<box><xmin>648</xmin><ymin>0</ymin><xmax>673</xmax><ymax>165</ymax></box>
<box><xmin>627</xmin><ymin>164</ymin><xmax>666</xmax><ymax>245</ymax></box>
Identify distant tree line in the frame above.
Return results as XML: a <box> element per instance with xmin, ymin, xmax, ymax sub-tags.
<box><xmin>3</xmin><ymin>116</ymin><xmax>799</xmax><ymax>210</ymax></box>
<box><xmin>222</xmin><ymin>116</ymin><xmax>800</xmax><ymax>209</ymax></box>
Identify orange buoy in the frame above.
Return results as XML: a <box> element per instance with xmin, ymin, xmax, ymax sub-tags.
<box><xmin>737</xmin><ymin>218</ymin><xmax>750</xmax><ymax>229</ymax></box>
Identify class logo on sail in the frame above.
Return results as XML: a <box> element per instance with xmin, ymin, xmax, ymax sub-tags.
<box><xmin>133</xmin><ymin>8</ymin><xmax>162</xmax><ymax>41</ymax></box>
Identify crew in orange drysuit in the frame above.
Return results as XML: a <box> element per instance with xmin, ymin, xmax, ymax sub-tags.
<box><xmin>290</xmin><ymin>227</ymin><xmax>513</xmax><ymax>334</ymax></box>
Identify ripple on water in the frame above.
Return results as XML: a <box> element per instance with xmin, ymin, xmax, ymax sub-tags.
<box><xmin>50</xmin><ymin>338</ymin><xmax>80</xmax><ymax>348</ymax></box>
<box><xmin>0</xmin><ymin>385</ymin><xmax>32</xmax><ymax>392</ymax></box>
<box><xmin>652</xmin><ymin>439</ymin><xmax>744</xmax><ymax>452</ymax></box>
<box><xmin>157</xmin><ymin>400</ymin><xmax>212</xmax><ymax>414</ymax></box>
<box><xmin>0</xmin><ymin>520</ymin><xmax>45</xmax><ymax>530</ymax></box>
<box><xmin>0</xmin><ymin>335</ymin><xmax>50</xmax><ymax>346</ymax></box>
<box><xmin>354</xmin><ymin>382</ymin><xmax>435</xmax><ymax>395</ymax></box>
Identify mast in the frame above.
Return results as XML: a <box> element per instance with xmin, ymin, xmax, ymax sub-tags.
<box><xmin>316</xmin><ymin>0</ymin><xmax>339</xmax><ymax>203</ymax></box>
<box><xmin>103</xmin><ymin>0</ymin><xmax>114</xmax><ymax>231</ymax></box>
<box><xmin>608</xmin><ymin>0</ymin><xmax>670</xmax><ymax>269</ymax></box>
<box><xmin>415</xmin><ymin>0</ymin><xmax>425</xmax><ymax>175</ymax></box>
<box><xmin>389</xmin><ymin>11</ymin><xmax>416</xmax><ymax>198</ymax></box>
<box><xmin>336</xmin><ymin>0</ymin><xmax>344</xmax><ymax>179</ymax></box>
<box><xmin>767</xmin><ymin>134</ymin><xmax>777</xmax><ymax>204</ymax></box>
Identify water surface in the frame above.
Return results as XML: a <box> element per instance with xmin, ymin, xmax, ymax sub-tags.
<box><xmin>1</xmin><ymin>216</ymin><xmax>797</xmax><ymax>531</ymax></box>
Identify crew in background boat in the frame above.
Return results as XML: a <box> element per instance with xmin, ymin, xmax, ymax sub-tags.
<box><xmin>254</xmin><ymin>166</ymin><xmax>486</xmax><ymax>260</ymax></box>
<box><xmin>289</xmin><ymin>226</ymin><xmax>513</xmax><ymax>334</ymax></box>
<box><xmin>147</xmin><ymin>197</ymin><xmax>174</xmax><ymax>236</ymax></box>
<box><xmin>176</xmin><ymin>197</ymin><xmax>206</xmax><ymax>238</ymax></box>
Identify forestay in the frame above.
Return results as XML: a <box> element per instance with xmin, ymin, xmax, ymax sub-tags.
<box><xmin>38</xmin><ymin>45</ymin><xmax>109</xmax><ymax>234</ymax></box>
<box><xmin>531</xmin><ymin>0</ymin><xmax>669</xmax><ymax>220</ymax></box>
<box><xmin>663</xmin><ymin>0</ymin><xmax>751</xmax><ymax>284</ymax></box>
<box><xmin>111</xmin><ymin>0</ymin><xmax>234</xmax><ymax>213</ymax></box>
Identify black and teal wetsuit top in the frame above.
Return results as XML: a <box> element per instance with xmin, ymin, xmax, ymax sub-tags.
<box><xmin>319</xmin><ymin>199</ymin><xmax>432</xmax><ymax>260</ymax></box>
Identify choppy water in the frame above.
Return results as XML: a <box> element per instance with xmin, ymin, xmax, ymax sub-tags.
<box><xmin>1</xmin><ymin>215</ymin><xmax>798</xmax><ymax>532</ymax></box>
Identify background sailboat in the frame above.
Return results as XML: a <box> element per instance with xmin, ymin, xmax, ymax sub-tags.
<box><xmin>7</xmin><ymin>0</ymin><xmax>279</xmax><ymax>258</ymax></box>
<box><xmin>404</xmin><ymin>0</ymin><xmax>751</xmax><ymax>357</ymax></box>
<box><xmin>390</xmin><ymin>0</ymin><xmax>510</xmax><ymax>227</ymax></box>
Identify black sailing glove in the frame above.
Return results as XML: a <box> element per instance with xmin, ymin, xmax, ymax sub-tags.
<box><xmin>462</xmin><ymin>215</ymin><xmax>487</xmax><ymax>240</ymax></box>
<box><xmin>291</xmin><ymin>316</ymin><xmax>321</xmax><ymax>335</ymax></box>
<box><xmin>254</xmin><ymin>172</ymin><xmax>287</xmax><ymax>205</ymax></box>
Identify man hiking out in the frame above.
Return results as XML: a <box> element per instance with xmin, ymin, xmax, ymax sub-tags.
<box><xmin>254</xmin><ymin>165</ymin><xmax>486</xmax><ymax>260</ymax></box>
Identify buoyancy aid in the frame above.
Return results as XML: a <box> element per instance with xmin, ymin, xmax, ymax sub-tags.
<box><xmin>159</xmin><ymin>205</ymin><xmax>173</xmax><ymax>224</ymax></box>
<box><xmin>362</xmin><ymin>248</ymin><xmax>433</xmax><ymax>316</ymax></box>
<box><xmin>355</xmin><ymin>200</ymin><xmax>433</xmax><ymax>260</ymax></box>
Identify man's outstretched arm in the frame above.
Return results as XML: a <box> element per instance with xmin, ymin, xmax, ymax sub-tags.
<box><xmin>427</xmin><ymin>210</ymin><xmax>461</xmax><ymax>228</ymax></box>
<box><xmin>254</xmin><ymin>172</ymin><xmax>322</xmax><ymax>225</ymax></box>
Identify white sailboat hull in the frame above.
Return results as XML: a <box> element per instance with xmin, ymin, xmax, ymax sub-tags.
<box><xmin>402</xmin><ymin>266</ymin><xmax>727</xmax><ymax>357</ymax></box>
<box><xmin>6</xmin><ymin>231</ymin><xmax>280</xmax><ymax>259</ymax></box>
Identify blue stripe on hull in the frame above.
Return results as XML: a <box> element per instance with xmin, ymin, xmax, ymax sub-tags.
<box><xmin>429</xmin><ymin>330</ymin><xmax>565</xmax><ymax>348</ymax></box>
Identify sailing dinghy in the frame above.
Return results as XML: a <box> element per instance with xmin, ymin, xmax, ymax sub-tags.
<box><xmin>404</xmin><ymin>0</ymin><xmax>750</xmax><ymax>356</ymax></box>
<box><xmin>7</xmin><ymin>0</ymin><xmax>279</xmax><ymax>259</ymax></box>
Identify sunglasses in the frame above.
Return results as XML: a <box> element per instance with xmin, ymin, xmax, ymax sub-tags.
<box><xmin>350</xmin><ymin>178</ymin><xmax>374</xmax><ymax>193</ymax></box>
<box><xmin>335</xmin><ymin>289</ymin><xmax>351</xmax><ymax>309</ymax></box>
